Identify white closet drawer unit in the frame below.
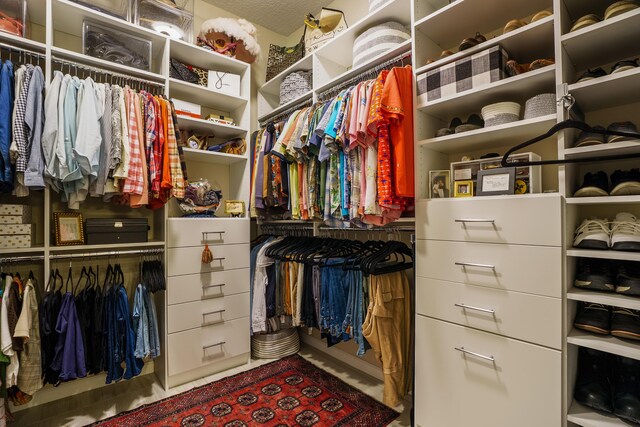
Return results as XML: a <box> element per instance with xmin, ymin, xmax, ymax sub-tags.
<box><xmin>415</xmin><ymin>316</ymin><xmax>561</xmax><ymax>427</ymax></box>
<box><xmin>416</xmin><ymin>277</ymin><xmax>561</xmax><ymax>349</ymax></box>
<box><xmin>168</xmin><ymin>317</ymin><xmax>250</xmax><ymax>377</ymax></box>
<box><xmin>167</xmin><ymin>244</ymin><xmax>249</xmax><ymax>276</ymax></box>
<box><xmin>415</xmin><ymin>195</ymin><xmax>562</xmax><ymax>246</ymax></box>
<box><xmin>167</xmin><ymin>269</ymin><xmax>250</xmax><ymax>305</ymax></box>
<box><xmin>167</xmin><ymin>218</ymin><xmax>250</xmax><ymax>248</ymax></box>
<box><xmin>168</xmin><ymin>293</ymin><xmax>250</xmax><ymax>334</ymax></box>
<box><xmin>416</xmin><ymin>240</ymin><xmax>562</xmax><ymax>298</ymax></box>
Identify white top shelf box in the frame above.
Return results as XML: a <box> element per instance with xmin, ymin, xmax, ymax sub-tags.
<box><xmin>568</xmin><ymin>66</ymin><xmax>640</xmax><ymax>112</ymax></box>
<box><xmin>169</xmin><ymin>78</ymin><xmax>248</xmax><ymax>111</ymax></box>
<box><xmin>169</xmin><ymin>38</ymin><xmax>249</xmax><ymax>75</ymax></box>
<box><xmin>176</xmin><ymin>116</ymin><xmax>247</xmax><ymax>139</ymax></box>
<box><xmin>260</xmin><ymin>54</ymin><xmax>313</xmax><ymax>98</ymax></box>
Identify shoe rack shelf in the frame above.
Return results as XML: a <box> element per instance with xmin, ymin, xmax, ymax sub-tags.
<box><xmin>568</xmin><ymin>402</ymin><xmax>630</xmax><ymax>427</ymax></box>
<box><xmin>568</xmin><ymin>288</ymin><xmax>640</xmax><ymax>311</ymax></box>
<box><xmin>567</xmin><ymin>249</ymin><xmax>640</xmax><ymax>263</ymax></box>
<box><xmin>568</xmin><ymin>67</ymin><xmax>640</xmax><ymax>111</ymax></box>
<box><xmin>568</xmin><ymin>329</ymin><xmax>640</xmax><ymax>362</ymax></box>
<box><xmin>566</xmin><ymin>195</ymin><xmax>640</xmax><ymax>205</ymax></box>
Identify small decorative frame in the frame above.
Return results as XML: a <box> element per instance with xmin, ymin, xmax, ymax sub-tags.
<box><xmin>454</xmin><ymin>180</ymin><xmax>474</xmax><ymax>198</ymax></box>
<box><xmin>429</xmin><ymin>170</ymin><xmax>451</xmax><ymax>199</ymax></box>
<box><xmin>224</xmin><ymin>200</ymin><xmax>245</xmax><ymax>217</ymax></box>
<box><xmin>476</xmin><ymin>167</ymin><xmax>516</xmax><ymax>196</ymax></box>
<box><xmin>54</xmin><ymin>212</ymin><xmax>85</xmax><ymax>246</ymax></box>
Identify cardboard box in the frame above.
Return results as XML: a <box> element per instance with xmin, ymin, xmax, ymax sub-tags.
<box><xmin>208</xmin><ymin>70</ymin><xmax>241</xmax><ymax>97</ymax></box>
<box><xmin>172</xmin><ymin>98</ymin><xmax>201</xmax><ymax>119</ymax></box>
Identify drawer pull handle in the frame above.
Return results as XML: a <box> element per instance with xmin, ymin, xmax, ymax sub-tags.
<box><xmin>203</xmin><ymin>341</ymin><xmax>225</xmax><ymax>351</ymax></box>
<box><xmin>455</xmin><ymin>347</ymin><xmax>495</xmax><ymax>362</ymax></box>
<box><xmin>202</xmin><ymin>231</ymin><xmax>225</xmax><ymax>241</ymax></box>
<box><xmin>203</xmin><ymin>309</ymin><xmax>226</xmax><ymax>318</ymax></box>
<box><xmin>204</xmin><ymin>257</ymin><xmax>226</xmax><ymax>264</ymax></box>
<box><xmin>203</xmin><ymin>283</ymin><xmax>226</xmax><ymax>289</ymax></box>
<box><xmin>454</xmin><ymin>219</ymin><xmax>496</xmax><ymax>224</ymax></box>
<box><xmin>454</xmin><ymin>303</ymin><xmax>495</xmax><ymax>314</ymax></box>
<box><xmin>455</xmin><ymin>262</ymin><xmax>495</xmax><ymax>270</ymax></box>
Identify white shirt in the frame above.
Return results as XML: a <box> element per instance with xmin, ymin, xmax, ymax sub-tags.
<box><xmin>251</xmin><ymin>238</ymin><xmax>282</xmax><ymax>333</ymax></box>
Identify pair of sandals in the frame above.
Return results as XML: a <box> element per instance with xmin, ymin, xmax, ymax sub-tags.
<box><xmin>570</xmin><ymin>0</ymin><xmax>639</xmax><ymax>32</ymax></box>
<box><xmin>506</xmin><ymin>58</ymin><xmax>555</xmax><ymax>76</ymax></box>
<box><xmin>435</xmin><ymin>114</ymin><xmax>485</xmax><ymax>137</ymax></box>
<box><xmin>577</xmin><ymin>59</ymin><xmax>639</xmax><ymax>83</ymax></box>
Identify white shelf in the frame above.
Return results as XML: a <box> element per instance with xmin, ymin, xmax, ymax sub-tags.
<box><xmin>260</xmin><ymin>55</ymin><xmax>313</xmax><ymax>97</ymax></box>
<box><xmin>414</xmin><ymin>0</ymin><xmax>551</xmax><ymax>50</ymax></box>
<box><xmin>181</xmin><ymin>147</ymin><xmax>248</xmax><ymax>165</ymax></box>
<box><xmin>419</xmin><ymin>114</ymin><xmax>556</xmax><ymax>153</ymax></box>
<box><xmin>169</xmin><ymin>78</ymin><xmax>248</xmax><ymax>111</ymax></box>
<box><xmin>415</xmin><ymin>15</ymin><xmax>554</xmax><ymax>74</ymax></box>
<box><xmin>0</xmin><ymin>31</ymin><xmax>45</xmax><ymax>53</ymax></box>
<box><xmin>566</xmin><ymin>196</ymin><xmax>640</xmax><ymax>205</ymax></box>
<box><xmin>49</xmin><ymin>241</ymin><xmax>165</xmax><ymax>253</ymax></box>
<box><xmin>568</xmin><ymin>66</ymin><xmax>640</xmax><ymax>111</ymax></box>
<box><xmin>561</xmin><ymin>8</ymin><xmax>640</xmax><ymax>71</ymax></box>
<box><xmin>258</xmin><ymin>90</ymin><xmax>313</xmax><ymax>123</ymax></box>
<box><xmin>568</xmin><ymin>288</ymin><xmax>640</xmax><ymax>311</ymax></box>
<box><xmin>169</xmin><ymin>39</ymin><xmax>249</xmax><ymax>75</ymax></box>
<box><xmin>568</xmin><ymin>402</ymin><xmax>628</xmax><ymax>427</ymax></box>
<box><xmin>176</xmin><ymin>116</ymin><xmax>247</xmax><ymax>139</ymax></box>
<box><xmin>564</xmin><ymin>140</ymin><xmax>640</xmax><ymax>160</ymax></box>
<box><xmin>567</xmin><ymin>329</ymin><xmax>640</xmax><ymax>361</ymax></box>
<box><xmin>51</xmin><ymin>46</ymin><xmax>166</xmax><ymax>82</ymax></box>
<box><xmin>568</xmin><ymin>249</ymin><xmax>640</xmax><ymax>263</ymax></box>
<box><xmin>0</xmin><ymin>247</ymin><xmax>45</xmax><ymax>256</ymax></box>
<box><xmin>417</xmin><ymin>65</ymin><xmax>556</xmax><ymax>120</ymax></box>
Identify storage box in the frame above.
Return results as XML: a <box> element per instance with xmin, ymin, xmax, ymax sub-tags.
<box><xmin>83</xmin><ymin>20</ymin><xmax>152</xmax><ymax>71</ymax></box>
<box><xmin>135</xmin><ymin>0</ymin><xmax>194</xmax><ymax>43</ymax></box>
<box><xmin>417</xmin><ymin>45</ymin><xmax>509</xmax><ymax>103</ymax></box>
<box><xmin>0</xmin><ymin>204</ymin><xmax>30</xmax><ymax>216</ymax></box>
<box><xmin>70</xmin><ymin>0</ymin><xmax>130</xmax><ymax>21</ymax></box>
<box><xmin>0</xmin><ymin>0</ymin><xmax>27</xmax><ymax>37</ymax></box>
<box><xmin>0</xmin><ymin>223</ymin><xmax>33</xmax><ymax>248</ymax></box>
<box><xmin>0</xmin><ymin>204</ymin><xmax>31</xmax><ymax>224</ymax></box>
<box><xmin>172</xmin><ymin>98</ymin><xmax>201</xmax><ymax>118</ymax></box>
<box><xmin>85</xmin><ymin>218</ymin><xmax>149</xmax><ymax>245</ymax></box>
<box><xmin>208</xmin><ymin>70</ymin><xmax>241</xmax><ymax>97</ymax></box>
<box><xmin>279</xmin><ymin>70</ymin><xmax>311</xmax><ymax>106</ymax></box>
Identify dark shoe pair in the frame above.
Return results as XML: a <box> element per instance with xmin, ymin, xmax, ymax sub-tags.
<box><xmin>459</xmin><ymin>32</ymin><xmax>486</xmax><ymax>51</ymax></box>
<box><xmin>575</xmin><ymin>347</ymin><xmax>640</xmax><ymax>424</ymax></box>
<box><xmin>575</xmin><ymin>258</ymin><xmax>640</xmax><ymax>296</ymax></box>
<box><xmin>574</xmin><ymin>169</ymin><xmax>640</xmax><ymax>197</ymax></box>
<box><xmin>435</xmin><ymin>114</ymin><xmax>484</xmax><ymax>137</ymax></box>
<box><xmin>577</xmin><ymin>59</ymin><xmax>639</xmax><ymax>83</ymax></box>
<box><xmin>574</xmin><ymin>302</ymin><xmax>640</xmax><ymax>340</ymax></box>
<box><xmin>574</xmin><ymin>121</ymin><xmax>640</xmax><ymax>146</ymax></box>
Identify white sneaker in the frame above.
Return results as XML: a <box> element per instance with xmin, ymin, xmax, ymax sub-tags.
<box><xmin>611</xmin><ymin>212</ymin><xmax>640</xmax><ymax>251</ymax></box>
<box><xmin>574</xmin><ymin>218</ymin><xmax>611</xmax><ymax>249</ymax></box>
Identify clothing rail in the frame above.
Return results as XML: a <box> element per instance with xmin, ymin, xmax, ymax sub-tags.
<box><xmin>0</xmin><ymin>42</ymin><xmax>46</xmax><ymax>58</ymax></box>
<box><xmin>0</xmin><ymin>248</ymin><xmax>164</xmax><ymax>264</ymax></box>
<box><xmin>51</xmin><ymin>56</ymin><xmax>166</xmax><ymax>88</ymax></box>
<box><xmin>259</xmin><ymin>97</ymin><xmax>313</xmax><ymax>126</ymax></box>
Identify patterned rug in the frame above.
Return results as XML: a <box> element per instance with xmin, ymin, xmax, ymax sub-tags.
<box><xmin>90</xmin><ymin>354</ymin><xmax>399</xmax><ymax>426</ymax></box>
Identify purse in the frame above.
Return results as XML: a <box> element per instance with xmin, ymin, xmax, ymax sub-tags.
<box><xmin>266</xmin><ymin>35</ymin><xmax>306</xmax><ymax>82</ymax></box>
<box><xmin>303</xmin><ymin>8</ymin><xmax>347</xmax><ymax>55</ymax></box>
<box><xmin>170</xmin><ymin>58</ymin><xmax>199</xmax><ymax>84</ymax></box>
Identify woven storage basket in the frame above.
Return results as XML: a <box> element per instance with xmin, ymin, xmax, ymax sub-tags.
<box><xmin>524</xmin><ymin>93</ymin><xmax>556</xmax><ymax>119</ymax></box>
<box><xmin>481</xmin><ymin>102</ymin><xmax>521</xmax><ymax>127</ymax></box>
<box><xmin>280</xmin><ymin>70</ymin><xmax>312</xmax><ymax>106</ymax></box>
<box><xmin>352</xmin><ymin>21</ymin><xmax>410</xmax><ymax>66</ymax></box>
<box><xmin>251</xmin><ymin>328</ymin><xmax>300</xmax><ymax>359</ymax></box>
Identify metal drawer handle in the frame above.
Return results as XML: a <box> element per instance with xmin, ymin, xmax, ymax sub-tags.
<box><xmin>455</xmin><ymin>262</ymin><xmax>495</xmax><ymax>270</ymax></box>
<box><xmin>455</xmin><ymin>303</ymin><xmax>495</xmax><ymax>314</ymax></box>
<box><xmin>202</xmin><ymin>231</ymin><xmax>225</xmax><ymax>241</ymax></box>
<box><xmin>454</xmin><ymin>219</ymin><xmax>495</xmax><ymax>224</ymax></box>
<box><xmin>203</xmin><ymin>309</ymin><xmax>225</xmax><ymax>318</ymax></box>
<box><xmin>203</xmin><ymin>283</ymin><xmax>226</xmax><ymax>289</ymax></box>
<box><xmin>203</xmin><ymin>341</ymin><xmax>225</xmax><ymax>351</ymax></box>
<box><xmin>208</xmin><ymin>257</ymin><xmax>225</xmax><ymax>263</ymax></box>
<box><xmin>455</xmin><ymin>347</ymin><xmax>495</xmax><ymax>362</ymax></box>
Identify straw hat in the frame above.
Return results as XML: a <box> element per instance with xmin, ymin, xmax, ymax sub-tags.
<box><xmin>531</xmin><ymin>10</ymin><xmax>553</xmax><ymax>22</ymax></box>
<box><xmin>605</xmin><ymin>0</ymin><xmax>639</xmax><ymax>20</ymax></box>
<box><xmin>570</xmin><ymin>14</ymin><xmax>601</xmax><ymax>32</ymax></box>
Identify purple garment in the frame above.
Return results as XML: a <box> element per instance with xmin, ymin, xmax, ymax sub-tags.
<box><xmin>50</xmin><ymin>292</ymin><xmax>87</xmax><ymax>381</ymax></box>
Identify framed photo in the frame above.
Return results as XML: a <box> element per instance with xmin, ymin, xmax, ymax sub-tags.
<box><xmin>224</xmin><ymin>200</ymin><xmax>246</xmax><ymax>217</ymax></box>
<box><xmin>454</xmin><ymin>180</ymin><xmax>474</xmax><ymax>197</ymax></box>
<box><xmin>54</xmin><ymin>212</ymin><xmax>85</xmax><ymax>246</ymax></box>
<box><xmin>476</xmin><ymin>167</ymin><xmax>516</xmax><ymax>196</ymax></box>
<box><xmin>429</xmin><ymin>170</ymin><xmax>451</xmax><ymax>199</ymax></box>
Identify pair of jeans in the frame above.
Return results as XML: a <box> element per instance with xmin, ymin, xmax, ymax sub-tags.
<box><xmin>342</xmin><ymin>270</ymin><xmax>369</xmax><ymax>356</ymax></box>
<box><xmin>0</xmin><ymin>60</ymin><xmax>14</xmax><ymax>192</ymax></box>
<box><xmin>321</xmin><ymin>260</ymin><xmax>350</xmax><ymax>341</ymax></box>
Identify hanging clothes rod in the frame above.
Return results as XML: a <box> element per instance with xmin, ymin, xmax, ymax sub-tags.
<box><xmin>0</xmin><ymin>247</ymin><xmax>164</xmax><ymax>264</ymax></box>
<box><xmin>0</xmin><ymin>254</ymin><xmax>45</xmax><ymax>264</ymax></box>
<box><xmin>259</xmin><ymin>97</ymin><xmax>313</xmax><ymax>126</ymax></box>
<box><xmin>0</xmin><ymin>42</ymin><xmax>46</xmax><ymax>58</ymax></box>
<box><xmin>318</xmin><ymin>225</ymin><xmax>415</xmax><ymax>232</ymax></box>
<box><xmin>51</xmin><ymin>56</ymin><xmax>166</xmax><ymax>87</ymax></box>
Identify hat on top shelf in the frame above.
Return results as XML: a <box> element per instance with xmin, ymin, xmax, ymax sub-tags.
<box><xmin>199</xmin><ymin>18</ymin><xmax>261</xmax><ymax>64</ymax></box>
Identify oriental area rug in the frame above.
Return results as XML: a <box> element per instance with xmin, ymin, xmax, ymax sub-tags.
<box><xmin>90</xmin><ymin>354</ymin><xmax>399</xmax><ymax>426</ymax></box>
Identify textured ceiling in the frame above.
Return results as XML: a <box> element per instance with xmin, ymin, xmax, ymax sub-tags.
<box><xmin>204</xmin><ymin>0</ymin><xmax>334</xmax><ymax>35</ymax></box>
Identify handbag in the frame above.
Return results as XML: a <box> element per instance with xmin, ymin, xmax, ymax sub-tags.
<box><xmin>303</xmin><ymin>8</ymin><xmax>347</xmax><ymax>55</ymax></box>
<box><xmin>266</xmin><ymin>36</ymin><xmax>306</xmax><ymax>82</ymax></box>
<box><xmin>170</xmin><ymin>58</ymin><xmax>199</xmax><ymax>84</ymax></box>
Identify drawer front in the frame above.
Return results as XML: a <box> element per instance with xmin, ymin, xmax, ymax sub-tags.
<box><xmin>168</xmin><ymin>293</ymin><xmax>250</xmax><ymax>334</ymax></box>
<box><xmin>167</xmin><ymin>244</ymin><xmax>249</xmax><ymax>276</ymax></box>
<box><xmin>167</xmin><ymin>218</ymin><xmax>250</xmax><ymax>248</ymax></box>
<box><xmin>168</xmin><ymin>317</ymin><xmax>249</xmax><ymax>377</ymax></box>
<box><xmin>416</xmin><ymin>240</ymin><xmax>562</xmax><ymax>298</ymax></box>
<box><xmin>415</xmin><ymin>195</ymin><xmax>562</xmax><ymax>246</ymax></box>
<box><xmin>417</xmin><ymin>277</ymin><xmax>561</xmax><ymax>348</ymax></box>
<box><xmin>415</xmin><ymin>316</ymin><xmax>561</xmax><ymax>427</ymax></box>
<box><xmin>168</xmin><ymin>269</ymin><xmax>250</xmax><ymax>305</ymax></box>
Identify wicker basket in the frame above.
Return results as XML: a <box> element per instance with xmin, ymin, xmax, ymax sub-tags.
<box><xmin>280</xmin><ymin>71</ymin><xmax>312</xmax><ymax>106</ymax></box>
<box><xmin>251</xmin><ymin>328</ymin><xmax>300</xmax><ymax>359</ymax></box>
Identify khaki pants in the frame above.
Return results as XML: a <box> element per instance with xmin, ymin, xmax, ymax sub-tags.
<box><xmin>362</xmin><ymin>271</ymin><xmax>412</xmax><ymax>407</ymax></box>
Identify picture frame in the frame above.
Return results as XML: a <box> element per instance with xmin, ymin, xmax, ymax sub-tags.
<box><xmin>54</xmin><ymin>212</ymin><xmax>85</xmax><ymax>246</ymax></box>
<box><xmin>454</xmin><ymin>180</ymin><xmax>474</xmax><ymax>197</ymax></box>
<box><xmin>224</xmin><ymin>200</ymin><xmax>246</xmax><ymax>217</ymax></box>
<box><xmin>476</xmin><ymin>167</ymin><xmax>516</xmax><ymax>196</ymax></box>
<box><xmin>429</xmin><ymin>170</ymin><xmax>451</xmax><ymax>199</ymax></box>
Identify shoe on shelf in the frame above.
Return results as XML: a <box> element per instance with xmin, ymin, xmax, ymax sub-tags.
<box><xmin>610</xmin><ymin>169</ymin><xmax>640</xmax><ymax>196</ymax></box>
<box><xmin>610</xmin><ymin>212</ymin><xmax>640</xmax><ymax>251</ymax></box>
<box><xmin>613</xmin><ymin>355</ymin><xmax>640</xmax><ymax>424</ymax></box>
<box><xmin>616</xmin><ymin>262</ymin><xmax>640</xmax><ymax>295</ymax></box>
<box><xmin>574</xmin><ymin>171</ymin><xmax>609</xmax><ymax>197</ymax></box>
<box><xmin>574</xmin><ymin>347</ymin><xmax>614</xmax><ymax>413</ymax></box>
<box><xmin>605</xmin><ymin>0</ymin><xmax>640</xmax><ymax>20</ymax></box>
<box><xmin>574</xmin><ymin>125</ymin><xmax>607</xmax><ymax>146</ymax></box>
<box><xmin>574</xmin><ymin>302</ymin><xmax>612</xmax><ymax>335</ymax></box>
<box><xmin>435</xmin><ymin>117</ymin><xmax>463</xmax><ymax>137</ymax></box>
<box><xmin>575</xmin><ymin>258</ymin><xmax>616</xmax><ymax>292</ymax></box>
<box><xmin>576</xmin><ymin>68</ymin><xmax>608</xmax><ymax>83</ymax></box>
<box><xmin>611</xmin><ymin>307</ymin><xmax>640</xmax><ymax>340</ymax></box>
<box><xmin>454</xmin><ymin>114</ymin><xmax>484</xmax><ymax>133</ymax></box>
<box><xmin>458</xmin><ymin>32</ymin><xmax>486</xmax><ymax>51</ymax></box>
<box><xmin>570</xmin><ymin>14</ymin><xmax>602</xmax><ymax>32</ymax></box>
<box><xmin>606</xmin><ymin>121</ymin><xmax>639</xmax><ymax>144</ymax></box>
<box><xmin>574</xmin><ymin>218</ymin><xmax>611</xmax><ymax>249</ymax></box>
<box><xmin>529</xmin><ymin>58</ymin><xmax>554</xmax><ymax>70</ymax></box>
<box><xmin>531</xmin><ymin>10</ymin><xmax>553</xmax><ymax>23</ymax></box>
<box><xmin>611</xmin><ymin>58</ymin><xmax>639</xmax><ymax>75</ymax></box>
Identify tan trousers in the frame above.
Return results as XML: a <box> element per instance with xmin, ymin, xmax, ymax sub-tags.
<box><xmin>362</xmin><ymin>270</ymin><xmax>412</xmax><ymax>407</ymax></box>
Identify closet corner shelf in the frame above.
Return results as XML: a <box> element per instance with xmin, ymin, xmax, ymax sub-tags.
<box><xmin>51</xmin><ymin>46</ymin><xmax>166</xmax><ymax>83</ymax></box>
<box><xmin>567</xmin><ymin>249</ymin><xmax>640</xmax><ymax>263</ymax></box>
<box><xmin>414</xmin><ymin>15</ymin><xmax>554</xmax><ymax>75</ymax></box>
<box><xmin>49</xmin><ymin>241</ymin><xmax>166</xmax><ymax>253</ymax></box>
<box><xmin>258</xmin><ymin>90</ymin><xmax>313</xmax><ymax>123</ymax></box>
<box><xmin>418</xmin><ymin>114</ymin><xmax>556</xmax><ymax>153</ymax></box>
<box><xmin>563</xmin><ymin>139</ymin><xmax>640</xmax><ymax>160</ymax></box>
<box><xmin>561</xmin><ymin>8</ymin><xmax>640</xmax><ymax>71</ymax></box>
<box><xmin>567</xmin><ymin>67</ymin><xmax>640</xmax><ymax>112</ymax></box>
<box><xmin>566</xmin><ymin>195</ymin><xmax>640</xmax><ymax>205</ymax></box>
<box><xmin>182</xmin><ymin>147</ymin><xmax>248</xmax><ymax>165</ymax></box>
<box><xmin>176</xmin><ymin>116</ymin><xmax>248</xmax><ymax>139</ymax></box>
<box><xmin>0</xmin><ymin>247</ymin><xmax>45</xmax><ymax>256</ymax></box>
<box><xmin>169</xmin><ymin>78</ymin><xmax>248</xmax><ymax>111</ymax></box>
<box><xmin>568</xmin><ymin>401</ymin><xmax>628</xmax><ymax>427</ymax></box>
<box><xmin>0</xmin><ymin>32</ymin><xmax>45</xmax><ymax>53</ymax></box>
<box><xmin>417</xmin><ymin>65</ymin><xmax>556</xmax><ymax>120</ymax></box>
<box><xmin>567</xmin><ymin>329</ymin><xmax>640</xmax><ymax>361</ymax></box>
<box><xmin>260</xmin><ymin>55</ymin><xmax>313</xmax><ymax>97</ymax></box>
<box><xmin>567</xmin><ymin>288</ymin><xmax>640</xmax><ymax>311</ymax></box>
<box><xmin>414</xmin><ymin>0</ymin><xmax>551</xmax><ymax>49</ymax></box>
<box><xmin>169</xmin><ymin>39</ymin><xmax>249</xmax><ymax>75</ymax></box>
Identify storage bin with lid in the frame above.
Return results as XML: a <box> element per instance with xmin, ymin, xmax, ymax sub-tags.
<box><xmin>134</xmin><ymin>0</ymin><xmax>194</xmax><ymax>43</ymax></box>
<box><xmin>70</xmin><ymin>0</ymin><xmax>130</xmax><ymax>21</ymax></box>
<box><xmin>0</xmin><ymin>0</ymin><xmax>27</xmax><ymax>37</ymax></box>
<box><xmin>85</xmin><ymin>218</ymin><xmax>150</xmax><ymax>245</ymax></box>
<box><xmin>83</xmin><ymin>20</ymin><xmax>152</xmax><ymax>71</ymax></box>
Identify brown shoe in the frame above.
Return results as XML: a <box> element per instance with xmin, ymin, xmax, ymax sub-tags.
<box><xmin>529</xmin><ymin>58</ymin><xmax>555</xmax><ymax>70</ymax></box>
